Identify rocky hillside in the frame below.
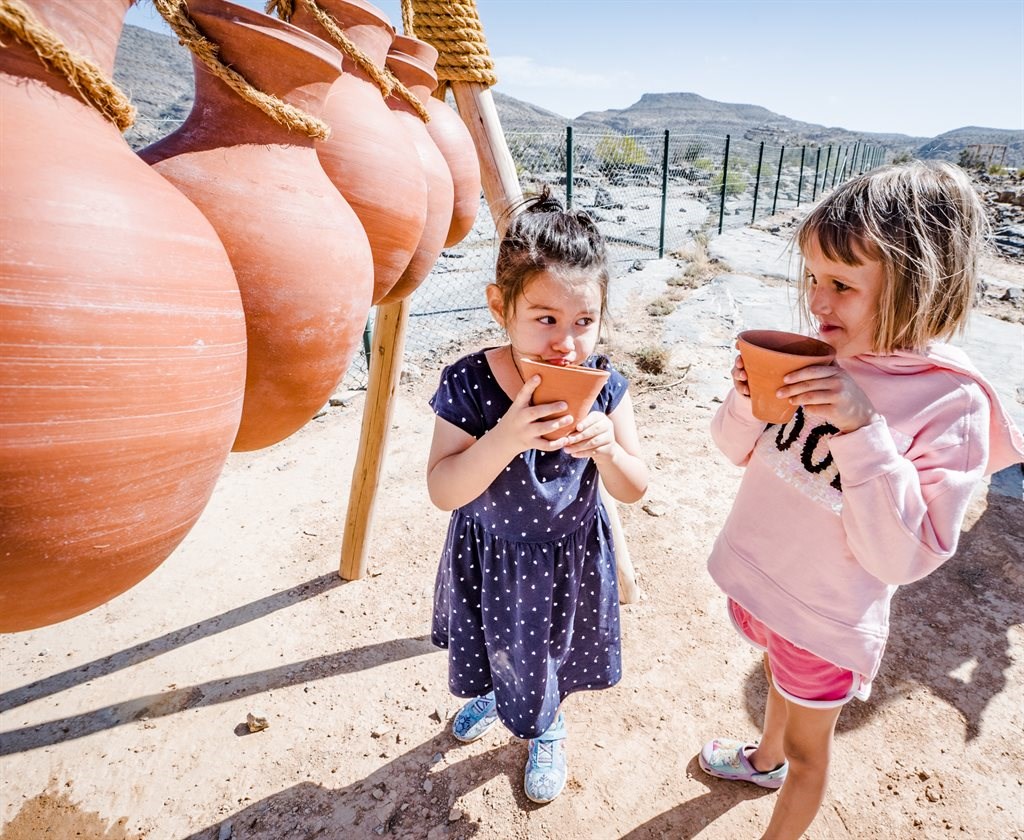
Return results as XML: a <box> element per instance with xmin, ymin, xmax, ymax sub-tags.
<box><xmin>114</xmin><ymin>24</ymin><xmax>1019</xmax><ymax>166</ymax></box>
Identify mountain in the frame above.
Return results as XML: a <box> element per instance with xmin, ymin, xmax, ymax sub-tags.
<box><xmin>114</xmin><ymin>24</ymin><xmax>1019</xmax><ymax>165</ymax></box>
<box><xmin>569</xmin><ymin>92</ymin><xmax>929</xmax><ymax>155</ymax></box>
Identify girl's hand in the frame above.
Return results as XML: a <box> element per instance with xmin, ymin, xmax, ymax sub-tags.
<box><xmin>777</xmin><ymin>364</ymin><xmax>877</xmax><ymax>433</ymax></box>
<box><xmin>564</xmin><ymin>411</ymin><xmax>617</xmax><ymax>461</ymax></box>
<box><xmin>495</xmin><ymin>375</ymin><xmax>575</xmax><ymax>453</ymax></box>
<box><xmin>731</xmin><ymin>354</ymin><xmax>750</xmax><ymax>397</ymax></box>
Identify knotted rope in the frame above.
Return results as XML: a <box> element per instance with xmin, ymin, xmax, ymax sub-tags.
<box><xmin>401</xmin><ymin>0</ymin><xmax>496</xmax><ymax>92</ymax></box>
<box><xmin>151</xmin><ymin>0</ymin><xmax>329</xmax><ymax>139</ymax></box>
<box><xmin>268</xmin><ymin>0</ymin><xmax>430</xmax><ymax>122</ymax></box>
<box><xmin>0</xmin><ymin>0</ymin><xmax>135</xmax><ymax>130</ymax></box>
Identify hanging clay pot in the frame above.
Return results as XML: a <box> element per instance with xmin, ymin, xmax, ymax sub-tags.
<box><xmin>0</xmin><ymin>0</ymin><xmax>247</xmax><ymax>631</ymax></box>
<box><xmin>140</xmin><ymin>0</ymin><xmax>374</xmax><ymax>452</ymax></box>
<box><xmin>376</xmin><ymin>35</ymin><xmax>454</xmax><ymax>304</ymax></box>
<box><xmin>285</xmin><ymin>0</ymin><xmax>428</xmax><ymax>304</ymax></box>
<box><xmin>736</xmin><ymin>330</ymin><xmax>836</xmax><ymax>423</ymax></box>
<box><xmin>391</xmin><ymin>34</ymin><xmax>481</xmax><ymax>247</ymax></box>
<box><xmin>520</xmin><ymin>358</ymin><xmax>611</xmax><ymax>441</ymax></box>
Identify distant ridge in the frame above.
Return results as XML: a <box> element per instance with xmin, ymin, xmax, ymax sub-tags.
<box><xmin>114</xmin><ymin>24</ymin><xmax>1021</xmax><ymax>165</ymax></box>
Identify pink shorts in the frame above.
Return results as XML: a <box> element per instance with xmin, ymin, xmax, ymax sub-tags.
<box><xmin>728</xmin><ymin>599</ymin><xmax>870</xmax><ymax>708</ymax></box>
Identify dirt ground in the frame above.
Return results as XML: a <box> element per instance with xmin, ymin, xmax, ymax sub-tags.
<box><xmin>2</xmin><ymin>230</ymin><xmax>1022</xmax><ymax>840</ymax></box>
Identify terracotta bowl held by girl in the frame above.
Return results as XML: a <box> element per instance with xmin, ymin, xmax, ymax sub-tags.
<box><xmin>520</xmin><ymin>358</ymin><xmax>611</xmax><ymax>441</ymax></box>
<box><xmin>736</xmin><ymin>329</ymin><xmax>836</xmax><ymax>424</ymax></box>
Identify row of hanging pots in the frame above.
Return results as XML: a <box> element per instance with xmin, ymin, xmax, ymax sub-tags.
<box><xmin>0</xmin><ymin>0</ymin><xmax>482</xmax><ymax>631</ymax></box>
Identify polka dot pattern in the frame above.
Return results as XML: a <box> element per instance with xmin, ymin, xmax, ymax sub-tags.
<box><xmin>428</xmin><ymin>349</ymin><xmax>627</xmax><ymax>739</ymax></box>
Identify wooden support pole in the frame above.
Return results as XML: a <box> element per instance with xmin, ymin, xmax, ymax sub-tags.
<box><xmin>339</xmin><ymin>299</ymin><xmax>410</xmax><ymax>580</ymax></box>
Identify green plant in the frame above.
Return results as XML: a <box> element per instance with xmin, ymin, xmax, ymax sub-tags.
<box><xmin>711</xmin><ymin>169</ymin><xmax>747</xmax><ymax>197</ymax></box>
<box><xmin>891</xmin><ymin>151</ymin><xmax>913</xmax><ymax>164</ymax></box>
<box><xmin>595</xmin><ymin>135</ymin><xmax>649</xmax><ymax>174</ymax></box>
<box><xmin>988</xmin><ymin>163</ymin><xmax>1008</xmax><ymax>176</ymax></box>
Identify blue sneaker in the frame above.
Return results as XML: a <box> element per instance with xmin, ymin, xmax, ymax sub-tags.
<box><xmin>524</xmin><ymin>712</ymin><xmax>567</xmax><ymax>803</ymax></box>
<box><xmin>451</xmin><ymin>692</ymin><xmax>498</xmax><ymax>742</ymax></box>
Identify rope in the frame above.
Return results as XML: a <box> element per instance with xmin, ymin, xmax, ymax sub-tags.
<box><xmin>403</xmin><ymin>0</ymin><xmax>496</xmax><ymax>91</ymax></box>
<box><xmin>151</xmin><ymin>0</ymin><xmax>329</xmax><ymax>140</ymax></box>
<box><xmin>0</xmin><ymin>0</ymin><xmax>135</xmax><ymax>130</ymax></box>
<box><xmin>268</xmin><ymin>0</ymin><xmax>429</xmax><ymax>123</ymax></box>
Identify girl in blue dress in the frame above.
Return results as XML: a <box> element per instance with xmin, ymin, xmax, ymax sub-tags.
<box><xmin>427</xmin><ymin>188</ymin><xmax>649</xmax><ymax>803</ymax></box>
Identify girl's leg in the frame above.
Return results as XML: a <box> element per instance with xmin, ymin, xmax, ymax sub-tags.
<box><xmin>750</xmin><ymin>654</ymin><xmax>787</xmax><ymax>773</ymax></box>
<box><xmin>760</xmin><ymin>697</ymin><xmax>843</xmax><ymax>840</ymax></box>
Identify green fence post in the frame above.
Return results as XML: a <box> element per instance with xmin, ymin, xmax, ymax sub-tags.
<box><xmin>812</xmin><ymin>147</ymin><xmax>821</xmax><ymax>201</ymax></box>
<box><xmin>362</xmin><ymin>314</ymin><xmax>373</xmax><ymax>365</ymax></box>
<box><xmin>659</xmin><ymin>129</ymin><xmax>669</xmax><ymax>258</ymax></box>
<box><xmin>831</xmin><ymin>145</ymin><xmax>843</xmax><ymax>188</ymax></box>
<box><xmin>751</xmin><ymin>141</ymin><xmax>765</xmax><ymax>224</ymax></box>
<box><xmin>718</xmin><ymin>134</ymin><xmax>731</xmax><ymax>235</ymax></box>
<box><xmin>771</xmin><ymin>145</ymin><xmax>785</xmax><ymax>216</ymax></box>
<box><xmin>565</xmin><ymin>125</ymin><xmax>574</xmax><ymax>209</ymax></box>
<box><xmin>797</xmin><ymin>146</ymin><xmax>806</xmax><ymax>207</ymax></box>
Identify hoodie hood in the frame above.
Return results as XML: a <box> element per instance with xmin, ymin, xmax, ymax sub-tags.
<box><xmin>852</xmin><ymin>344</ymin><xmax>1024</xmax><ymax>476</ymax></box>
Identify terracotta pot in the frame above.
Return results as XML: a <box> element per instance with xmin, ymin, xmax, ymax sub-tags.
<box><xmin>0</xmin><ymin>0</ymin><xmax>247</xmax><ymax>631</ymax></box>
<box><xmin>736</xmin><ymin>329</ymin><xmax>836</xmax><ymax>423</ymax></box>
<box><xmin>376</xmin><ymin>37</ymin><xmax>454</xmax><ymax>304</ymax></box>
<box><xmin>140</xmin><ymin>0</ymin><xmax>374</xmax><ymax>451</ymax></box>
<box><xmin>520</xmin><ymin>358</ymin><xmax>611</xmax><ymax>441</ymax></box>
<box><xmin>391</xmin><ymin>34</ymin><xmax>481</xmax><ymax>247</ymax></box>
<box><xmin>288</xmin><ymin>0</ymin><xmax>428</xmax><ymax>304</ymax></box>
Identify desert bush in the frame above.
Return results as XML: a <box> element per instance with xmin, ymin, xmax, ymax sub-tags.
<box><xmin>711</xmin><ymin>169</ymin><xmax>748</xmax><ymax>197</ymax></box>
<box><xmin>632</xmin><ymin>345</ymin><xmax>670</xmax><ymax>375</ymax></box>
<box><xmin>595</xmin><ymin>136</ymin><xmax>649</xmax><ymax>175</ymax></box>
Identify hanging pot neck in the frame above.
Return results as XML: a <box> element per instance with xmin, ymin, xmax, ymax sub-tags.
<box><xmin>184</xmin><ymin>0</ymin><xmax>342</xmax><ymax>144</ymax></box>
<box><xmin>291</xmin><ymin>0</ymin><xmax>395</xmax><ymax>73</ymax></box>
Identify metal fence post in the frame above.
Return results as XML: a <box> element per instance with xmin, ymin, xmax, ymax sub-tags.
<box><xmin>771</xmin><ymin>145</ymin><xmax>785</xmax><ymax>216</ymax></box>
<box><xmin>718</xmin><ymin>134</ymin><xmax>731</xmax><ymax>235</ymax></box>
<box><xmin>797</xmin><ymin>146</ymin><xmax>806</xmax><ymax>207</ymax></box>
<box><xmin>812</xmin><ymin>147</ymin><xmax>821</xmax><ymax>201</ymax></box>
<box><xmin>659</xmin><ymin>129</ymin><xmax>669</xmax><ymax>258</ymax></box>
<box><xmin>821</xmin><ymin>145</ymin><xmax>832</xmax><ymax>195</ymax></box>
<box><xmin>565</xmin><ymin>125</ymin><xmax>574</xmax><ymax>209</ymax></box>
<box><xmin>831</xmin><ymin>145</ymin><xmax>843</xmax><ymax>188</ymax></box>
<box><xmin>751</xmin><ymin>141</ymin><xmax>765</xmax><ymax>224</ymax></box>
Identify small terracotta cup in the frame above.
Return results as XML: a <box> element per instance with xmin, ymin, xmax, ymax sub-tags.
<box><xmin>735</xmin><ymin>330</ymin><xmax>836</xmax><ymax>423</ymax></box>
<box><xmin>520</xmin><ymin>358</ymin><xmax>611</xmax><ymax>441</ymax></box>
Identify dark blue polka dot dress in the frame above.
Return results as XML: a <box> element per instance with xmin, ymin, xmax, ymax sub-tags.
<box><xmin>429</xmin><ymin>349</ymin><xmax>626</xmax><ymax>739</ymax></box>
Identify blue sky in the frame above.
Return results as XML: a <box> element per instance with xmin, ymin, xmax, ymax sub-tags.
<box><xmin>125</xmin><ymin>0</ymin><xmax>1023</xmax><ymax>138</ymax></box>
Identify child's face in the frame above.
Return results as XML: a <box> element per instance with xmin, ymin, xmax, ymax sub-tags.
<box><xmin>494</xmin><ymin>269</ymin><xmax>603</xmax><ymax>365</ymax></box>
<box><xmin>803</xmin><ymin>235</ymin><xmax>885</xmax><ymax>358</ymax></box>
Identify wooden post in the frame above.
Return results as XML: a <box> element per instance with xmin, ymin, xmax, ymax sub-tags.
<box><xmin>339</xmin><ymin>299</ymin><xmax>410</xmax><ymax>580</ymax></box>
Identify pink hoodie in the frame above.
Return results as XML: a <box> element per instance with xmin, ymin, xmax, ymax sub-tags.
<box><xmin>708</xmin><ymin>343</ymin><xmax>1023</xmax><ymax>680</ymax></box>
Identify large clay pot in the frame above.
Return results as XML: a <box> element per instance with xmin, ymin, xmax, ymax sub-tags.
<box><xmin>0</xmin><ymin>0</ymin><xmax>247</xmax><ymax>631</ymax></box>
<box><xmin>392</xmin><ymin>34</ymin><xmax>481</xmax><ymax>247</ymax></box>
<box><xmin>377</xmin><ymin>36</ymin><xmax>454</xmax><ymax>304</ymax></box>
<box><xmin>141</xmin><ymin>0</ymin><xmax>374</xmax><ymax>451</ymax></box>
<box><xmin>288</xmin><ymin>0</ymin><xmax>428</xmax><ymax>304</ymax></box>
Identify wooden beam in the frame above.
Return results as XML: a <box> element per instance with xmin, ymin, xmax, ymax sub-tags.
<box><xmin>340</xmin><ymin>299</ymin><xmax>410</xmax><ymax>580</ymax></box>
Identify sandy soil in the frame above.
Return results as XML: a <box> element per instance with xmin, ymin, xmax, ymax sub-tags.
<box><xmin>2</xmin><ymin>239</ymin><xmax>1022</xmax><ymax>840</ymax></box>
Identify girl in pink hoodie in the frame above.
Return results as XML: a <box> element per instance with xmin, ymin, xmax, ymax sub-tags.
<box><xmin>699</xmin><ymin>161</ymin><xmax>1023</xmax><ymax>839</ymax></box>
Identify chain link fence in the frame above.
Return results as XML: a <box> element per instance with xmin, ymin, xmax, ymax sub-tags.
<box><xmin>127</xmin><ymin>117</ymin><xmax>883</xmax><ymax>391</ymax></box>
<box><xmin>345</xmin><ymin>129</ymin><xmax>885</xmax><ymax>390</ymax></box>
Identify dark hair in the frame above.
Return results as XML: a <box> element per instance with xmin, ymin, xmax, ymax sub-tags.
<box><xmin>492</xmin><ymin>186</ymin><xmax>611</xmax><ymax>324</ymax></box>
<box><xmin>796</xmin><ymin>161</ymin><xmax>988</xmax><ymax>352</ymax></box>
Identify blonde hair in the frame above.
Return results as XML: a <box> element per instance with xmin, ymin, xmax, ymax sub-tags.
<box><xmin>796</xmin><ymin>161</ymin><xmax>989</xmax><ymax>353</ymax></box>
